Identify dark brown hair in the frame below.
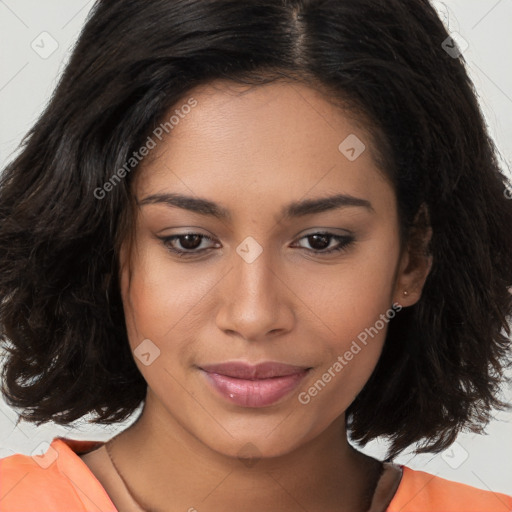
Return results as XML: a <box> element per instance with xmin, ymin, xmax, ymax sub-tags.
<box><xmin>1</xmin><ymin>0</ymin><xmax>511</xmax><ymax>461</ymax></box>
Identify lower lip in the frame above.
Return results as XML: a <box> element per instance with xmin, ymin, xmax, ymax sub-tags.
<box><xmin>201</xmin><ymin>369</ymin><xmax>309</xmax><ymax>408</ymax></box>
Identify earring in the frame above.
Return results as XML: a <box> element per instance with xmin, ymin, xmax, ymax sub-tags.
<box><xmin>403</xmin><ymin>290</ymin><xmax>409</xmax><ymax>296</ymax></box>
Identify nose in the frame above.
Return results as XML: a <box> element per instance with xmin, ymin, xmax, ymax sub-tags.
<box><xmin>215</xmin><ymin>243</ymin><xmax>294</xmax><ymax>342</ymax></box>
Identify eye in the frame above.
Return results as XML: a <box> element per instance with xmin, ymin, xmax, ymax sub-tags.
<box><xmin>292</xmin><ymin>232</ymin><xmax>355</xmax><ymax>255</ymax></box>
<box><xmin>158</xmin><ymin>231</ymin><xmax>354</xmax><ymax>258</ymax></box>
<box><xmin>158</xmin><ymin>233</ymin><xmax>219</xmax><ymax>257</ymax></box>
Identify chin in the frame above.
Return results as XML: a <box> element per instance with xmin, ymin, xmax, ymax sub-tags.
<box><xmin>192</xmin><ymin>417</ymin><xmax>323</xmax><ymax>464</ymax></box>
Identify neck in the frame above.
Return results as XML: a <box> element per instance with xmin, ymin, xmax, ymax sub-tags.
<box><xmin>108</xmin><ymin>392</ymin><xmax>382</xmax><ymax>512</ymax></box>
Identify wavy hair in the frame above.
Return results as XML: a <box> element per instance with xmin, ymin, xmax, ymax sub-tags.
<box><xmin>1</xmin><ymin>0</ymin><xmax>512</xmax><ymax>461</ymax></box>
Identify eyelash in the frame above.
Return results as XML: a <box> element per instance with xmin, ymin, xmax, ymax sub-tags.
<box><xmin>158</xmin><ymin>232</ymin><xmax>355</xmax><ymax>258</ymax></box>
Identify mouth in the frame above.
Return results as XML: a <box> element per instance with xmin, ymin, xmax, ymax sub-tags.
<box><xmin>199</xmin><ymin>361</ymin><xmax>311</xmax><ymax>408</ymax></box>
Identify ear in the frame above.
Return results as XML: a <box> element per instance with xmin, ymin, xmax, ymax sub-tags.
<box><xmin>393</xmin><ymin>203</ymin><xmax>433</xmax><ymax>307</ymax></box>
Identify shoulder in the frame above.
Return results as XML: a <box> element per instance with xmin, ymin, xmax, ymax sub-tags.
<box><xmin>0</xmin><ymin>437</ymin><xmax>117</xmax><ymax>512</ymax></box>
<box><xmin>387</xmin><ymin>465</ymin><xmax>512</xmax><ymax>512</ymax></box>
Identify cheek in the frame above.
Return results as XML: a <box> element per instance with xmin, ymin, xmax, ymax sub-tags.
<box><xmin>120</xmin><ymin>243</ymin><xmax>217</xmax><ymax>366</ymax></box>
<box><xmin>302</xmin><ymin>233</ymin><xmax>399</xmax><ymax>341</ymax></box>
<box><xmin>120</xmin><ymin>243</ymin><xmax>182</xmax><ymax>348</ymax></box>
<box><xmin>297</xmin><ymin>234</ymin><xmax>400</xmax><ymax>408</ymax></box>
<box><xmin>120</xmin><ymin>253</ymin><xmax>198</xmax><ymax>396</ymax></box>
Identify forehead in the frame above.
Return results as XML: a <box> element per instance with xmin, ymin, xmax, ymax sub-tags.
<box><xmin>134</xmin><ymin>79</ymin><xmax>391</xmax><ymax>214</ymax></box>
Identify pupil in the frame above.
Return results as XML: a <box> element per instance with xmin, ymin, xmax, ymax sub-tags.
<box><xmin>309</xmin><ymin>234</ymin><xmax>330</xmax><ymax>250</ymax></box>
<box><xmin>181</xmin><ymin>234</ymin><xmax>201</xmax><ymax>250</ymax></box>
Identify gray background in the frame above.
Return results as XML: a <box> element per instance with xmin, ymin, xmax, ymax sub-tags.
<box><xmin>1</xmin><ymin>0</ymin><xmax>511</xmax><ymax>496</ymax></box>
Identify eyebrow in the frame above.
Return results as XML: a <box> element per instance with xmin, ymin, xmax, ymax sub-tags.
<box><xmin>137</xmin><ymin>192</ymin><xmax>375</xmax><ymax>221</ymax></box>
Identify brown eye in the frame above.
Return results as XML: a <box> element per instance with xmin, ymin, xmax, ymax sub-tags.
<box><xmin>175</xmin><ymin>234</ymin><xmax>203</xmax><ymax>250</ymax></box>
<box><xmin>294</xmin><ymin>232</ymin><xmax>355</xmax><ymax>255</ymax></box>
<box><xmin>159</xmin><ymin>233</ymin><xmax>218</xmax><ymax>257</ymax></box>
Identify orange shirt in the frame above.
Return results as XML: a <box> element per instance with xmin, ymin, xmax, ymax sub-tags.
<box><xmin>1</xmin><ymin>436</ymin><xmax>511</xmax><ymax>511</ymax></box>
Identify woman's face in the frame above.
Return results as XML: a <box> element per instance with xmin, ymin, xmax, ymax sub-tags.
<box><xmin>120</xmin><ymin>80</ymin><xmax>418</xmax><ymax>459</ymax></box>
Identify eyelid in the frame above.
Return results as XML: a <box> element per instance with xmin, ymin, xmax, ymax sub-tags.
<box><xmin>298</xmin><ymin>227</ymin><xmax>355</xmax><ymax>237</ymax></box>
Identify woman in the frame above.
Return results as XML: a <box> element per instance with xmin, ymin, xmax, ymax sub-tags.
<box><xmin>1</xmin><ymin>0</ymin><xmax>511</xmax><ymax>510</ymax></box>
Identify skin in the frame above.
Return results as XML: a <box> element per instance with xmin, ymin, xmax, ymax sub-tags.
<box><xmin>81</xmin><ymin>79</ymin><xmax>432</xmax><ymax>512</ymax></box>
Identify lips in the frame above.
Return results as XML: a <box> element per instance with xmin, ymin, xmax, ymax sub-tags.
<box><xmin>200</xmin><ymin>361</ymin><xmax>309</xmax><ymax>379</ymax></box>
<box><xmin>199</xmin><ymin>361</ymin><xmax>311</xmax><ymax>407</ymax></box>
